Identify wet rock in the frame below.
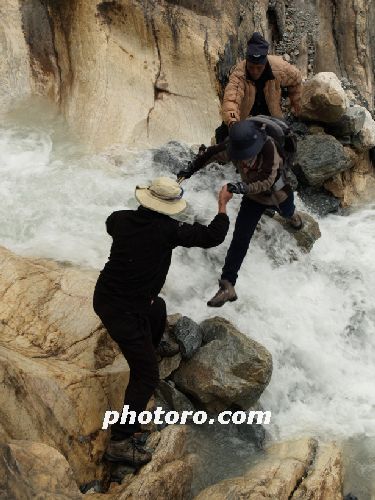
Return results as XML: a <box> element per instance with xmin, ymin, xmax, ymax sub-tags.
<box><xmin>174</xmin><ymin>316</ymin><xmax>203</xmax><ymax>360</ymax></box>
<box><xmin>173</xmin><ymin>317</ymin><xmax>272</xmax><ymax>413</ymax></box>
<box><xmin>159</xmin><ymin>353</ymin><xmax>182</xmax><ymax>380</ymax></box>
<box><xmin>327</xmin><ymin>105</ymin><xmax>367</xmax><ymax>137</ymax></box>
<box><xmin>152</xmin><ymin>141</ymin><xmax>194</xmax><ymax>176</ymax></box>
<box><xmin>0</xmin><ymin>246</ymin><xmax>127</xmax><ymax>485</ymax></box>
<box><xmin>298</xmin><ymin>187</ymin><xmax>340</xmax><ymax>216</ymax></box>
<box><xmin>0</xmin><ymin>441</ymin><xmax>83</xmax><ymax>499</ymax></box>
<box><xmin>300</xmin><ymin>72</ymin><xmax>349</xmax><ymax>123</ymax></box>
<box><xmin>116</xmin><ymin>426</ymin><xmax>193</xmax><ymax>499</ymax></box>
<box><xmin>155</xmin><ymin>380</ymin><xmax>195</xmax><ymax>414</ymax></box>
<box><xmin>295</xmin><ymin>134</ymin><xmax>354</xmax><ymax>186</ymax></box>
<box><xmin>292</xmin><ymin>442</ymin><xmax>343</xmax><ymax>499</ymax></box>
<box><xmin>274</xmin><ymin>212</ymin><xmax>322</xmax><ymax>253</ymax></box>
<box><xmin>196</xmin><ymin>439</ymin><xmax>343</xmax><ymax>500</ymax></box>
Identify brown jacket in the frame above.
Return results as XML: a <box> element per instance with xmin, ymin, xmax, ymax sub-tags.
<box><xmin>194</xmin><ymin>137</ymin><xmax>288</xmax><ymax>206</ymax></box>
<box><xmin>222</xmin><ymin>55</ymin><xmax>303</xmax><ymax>126</ymax></box>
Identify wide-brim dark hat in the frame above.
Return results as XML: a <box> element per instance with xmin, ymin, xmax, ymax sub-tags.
<box><xmin>228</xmin><ymin>121</ymin><xmax>267</xmax><ymax>161</ymax></box>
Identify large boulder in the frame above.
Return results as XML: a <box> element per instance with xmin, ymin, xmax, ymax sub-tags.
<box><xmin>0</xmin><ymin>441</ymin><xmax>83</xmax><ymax>499</ymax></box>
<box><xmin>0</xmin><ymin>246</ymin><xmax>128</xmax><ymax>486</ymax></box>
<box><xmin>173</xmin><ymin>317</ymin><xmax>272</xmax><ymax>413</ymax></box>
<box><xmin>195</xmin><ymin>439</ymin><xmax>343</xmax><ymax>500</ymax></box>
<box><xmin>295</xmin><ymin>134</ymin><xmax>355</xmax><ymax>186</ymax></box>
<box><xmin>300</xmin><ymin>72</ymin><xmax>349</xmax><ymax>123</ymax></box>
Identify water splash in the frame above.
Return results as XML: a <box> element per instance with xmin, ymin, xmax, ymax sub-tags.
<box><xmin>1</xmin><ymin>99</ymin><xmax>374</xmax><ymax>496</ymax></box>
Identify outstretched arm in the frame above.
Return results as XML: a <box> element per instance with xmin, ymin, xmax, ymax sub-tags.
<box><xmin>177</xmin><ymin>141</ymin><xmax>229</xmax><ymax>179</ymax></box>
<box><xmin>173</xmin><ymin>186</ymin><xmax>232</xmax><ymax>248</ymax></box>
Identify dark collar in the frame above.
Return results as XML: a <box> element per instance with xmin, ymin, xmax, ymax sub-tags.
<box><xmin>138</xmin><ymin>206</ymin><xmax>169</xmax><ymax>219</ymax></box>
<box><xmin>246</xmin><ymin>60</ymin><xmax>275</xmax><ymax>82</ymax></box>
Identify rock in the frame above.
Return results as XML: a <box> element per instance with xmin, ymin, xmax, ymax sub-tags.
<box><xmin>0</xmin><ymin>1</ymin><xmax>32</xmax><ymax>107</ymax></box>
<box><xmin>324</xmin><ymin>149</ymin><xmax>373</xmax><ymax>207</ymax></box>
<box><xmin>0</xmin><ymin>441</ymin><xmax>83</xmax><ymax>499</ymax></box>
<box><xmin>173</xmin><ymin>317</ymin><xmax>272</xmax><ymax>413</ymax></box>
<box><xmin>0</xmin><ymin>246</ymin><xmax>128</xmax><ymax>486</ymax></box>
<box><xmin>155</xmin><ymin>380</ymin><xmax>195</xmax><ymax>414</ymax></box>
<box><xmin>196</xmin><ymin>439</ymin><xmax>343</xmax><ymax>500</ymax></box>
<box><xmin>292</xmin><ymin>443</ymin><xmax>343</xmax><ymax>499</ymax></box>
<box><xmin>159</xmin><ymin>353</ymin><xmax>182</xmax><ymax>380</ymax></box>
<box><xmin>298</xmin><ymin>187</ymin><xmax>341</xmax><ymax>216</ymax></box>
<box><xmin>352</xmin><ymin>108</ymin><xmax>375</xmax><ymax>150</ymax></box>
<box><xmin>115</xmin><ymin>426</ymin><xmax>193</xmax><ymax>499</ymax></box>
<box><xmin>308</xmin><ymin>125</ymin><xmax>325</xmax><ymax>135</ymax></box>
<box><xmin>300</xmin><ymin>72</ymin><xmax>349</xmax><ymax>123</ymax></box>
<box><xmin>174</xmin><ymin>316</ymin><xmax>203</xmax><ymax>360</ymax></box>
<box><xmin>327</xmin><ymin>105</ymin><xmax>367</xmax><ymax>137</ymax></box>
<box><xmin>295</xmin><ymin>134</ymin><xmax>355</xmax><ymax>186</ymax></box>
<box><xmin>152</xmin><ymin>141</ymin><xmax>194</xmax><ymax>175</ymax></box>
<box><xmin>273</xmin><ymin>212</ymin><xmax>322</xmax><ymax>253</ymax></box>
<box><xmin>167</xmin><ymin>313</ymin><xmax>183</xmax><ymax>329</ymax></box>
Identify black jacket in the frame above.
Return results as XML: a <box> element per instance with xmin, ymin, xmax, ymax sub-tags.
<box><xmin>94</xmin><ymin>206</ymin><xmax>229</xmax><ymax>312</ymax></box>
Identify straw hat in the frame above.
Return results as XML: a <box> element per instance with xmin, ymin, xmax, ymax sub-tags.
<box><xmin>135</xmin><ymin>177</ymin><xmax>187</xmax><ymax>215</ymax></box>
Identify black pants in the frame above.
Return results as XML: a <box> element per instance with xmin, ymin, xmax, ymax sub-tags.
<box><xmin>93</xmin><ymin>295</ymin><xmax>166</xmax><ymax>440</ymax></box>
<box><xmin>221</xmin><ymin>193</ymin><xmax>296</xmax><ymax>285</ymax></box>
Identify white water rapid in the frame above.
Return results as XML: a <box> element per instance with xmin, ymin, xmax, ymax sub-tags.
<box><xmin>1</xmin><ymin>98</ymin><xmax>374</xmax><ymax>497</ymax></box>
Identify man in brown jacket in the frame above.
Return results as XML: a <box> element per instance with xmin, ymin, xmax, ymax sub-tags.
<box><xmin>221</xmin><ymin>32</ymin><xmax>302</xmax><ymax>134</ymax></box>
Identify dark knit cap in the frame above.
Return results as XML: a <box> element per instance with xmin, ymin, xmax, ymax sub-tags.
<box><xmin>246</xmin><ymin>32</ymin><xmax>269</xmax><ymax>64</ymax></box>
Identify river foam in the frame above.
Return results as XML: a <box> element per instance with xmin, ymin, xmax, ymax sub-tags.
<box><xmin>1</xmin><ymin>98</ymin><xmax>374</xmax><ymax>447</ymax></box>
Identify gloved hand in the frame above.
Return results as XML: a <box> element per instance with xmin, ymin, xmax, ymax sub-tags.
<box><xmin>227</xmin><ymin>182</ymin><xmax>248</xmax><ymax>194</ymax></box>
<box><xmin>176</xmin><ymin>161</ymin><xmax>195</xmax><ymax>180</ymax></box>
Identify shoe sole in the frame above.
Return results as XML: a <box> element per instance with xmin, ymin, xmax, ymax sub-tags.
<box><xmin>207</xmin><ymin>296</ymin><xmax>238</xmax><ymax>307</ymax></box>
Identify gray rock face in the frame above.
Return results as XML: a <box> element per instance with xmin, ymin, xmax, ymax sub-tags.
<box><xmin>173</xmin><ymin>317</ymin><xmax>272</xmax><ymax>413</ymax></box>
<box><xmin>152</xmin><ymin>141</ymin><xmax>194</xmax><ymax>176</ymax></box>
<box><xmin>298</xmin><ymin>187</ymin><xmax>341</xmax><ymax>216</ymax></box>
<box><xmin>174</xmin><ymin>316</ymin><xmax>203</xmax><ymax>360</ymax></box>
<box><xmin>155</xmin><ymin>380</ymin><xmax>195</xmax><ymax>414</ymax></box>
<box><xmin>327</xmin><ymin>105</ymin><xmax>367</xmax><ymax>137</ymax></box>
<box><xmin>295</xmin><ymin>135</ymin><xmax>354</xmax><ymax>186</ymax></box>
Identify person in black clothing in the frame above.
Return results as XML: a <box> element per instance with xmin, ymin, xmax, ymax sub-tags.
<box><xmin>93</xmin><ymin>176</ymin><xmax>232</xmax><ymax>466</ymax></box>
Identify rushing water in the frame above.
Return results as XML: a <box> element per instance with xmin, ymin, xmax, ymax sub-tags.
<box><xmin>1</xmin><ymin>98</ymin><xmax>374</xmax><ymax>497</ymax></box>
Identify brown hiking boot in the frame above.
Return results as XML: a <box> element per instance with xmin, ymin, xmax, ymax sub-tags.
<box><xmin>207</xmin><ymin>279</ymin><xmax>237</xmax><ymax>307</ymax></box>
<box><xmin>287</xmin><ymin>211</ymin><xmax>303</xmax><ymax>230</ymax></box>
<box><xmin>104</xmin><ymin>436</ymin><xmax>152</xmax><ymax>466</ymax></box>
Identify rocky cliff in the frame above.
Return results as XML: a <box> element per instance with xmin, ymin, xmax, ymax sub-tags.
<box><xmin>1</xmin><ymin>0</ymin><xmax>374</xmax><ymax>149</ymax></box>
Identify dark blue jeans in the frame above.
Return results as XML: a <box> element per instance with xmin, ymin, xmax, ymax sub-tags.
<box><xmin>221</xmin><ymin>192</ymin><xmax>296</xmax><ymax>285</ymax></box>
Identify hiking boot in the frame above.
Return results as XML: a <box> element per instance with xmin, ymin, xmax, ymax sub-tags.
<box><xmin>156</xmin><ymin>338</ymin><xmax>180</xmax><ymax>358</ymax></box>
<box><xmin>287</xmin><ymin>211</ymin><xmax>303</xmax><ymax>230</ymax></box>
<box><xmin>207</xmin><ymin>279</ymin><xmax>237</xmax><ymax>307</ymax></box>
<box><xmin>104</xmin><ymin>436</ymin><xmax>152</xmax><ymax>466</ymax></box>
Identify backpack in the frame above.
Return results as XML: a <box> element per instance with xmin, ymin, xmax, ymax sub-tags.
<box><xmin>246</xmin><ymin>115</ymin><xmax>298</xmax><ymax>190</ymax></box>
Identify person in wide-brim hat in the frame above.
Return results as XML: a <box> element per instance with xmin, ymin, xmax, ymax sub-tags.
<box><xmin>93</xmin><ymin>176</ymin><xmax>232</xmax><ymax>467</ymax></box>
<box><xmin>135</xmin><ymin>176</ymin><xmax>186</xmax><ymax>215</ymax></box>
